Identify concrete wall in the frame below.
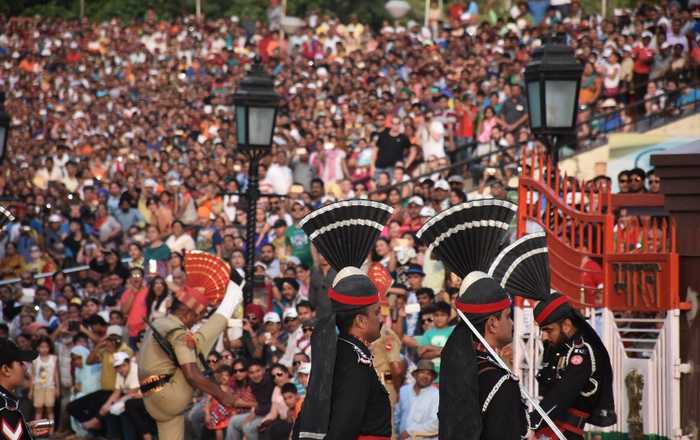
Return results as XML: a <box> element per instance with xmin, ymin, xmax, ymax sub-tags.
<box><xmin>559</xmin><ymin>113</ymin><xmax>700</xmax><ymax>186</ymax></box>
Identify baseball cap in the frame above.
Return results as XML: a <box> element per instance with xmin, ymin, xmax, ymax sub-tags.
<box><xmin>264</xmin><ymin>312</ymin><xmax>281</xmax><ymax>323</ymax></box>
<box><xmin>641</xmin><ymin>31</ymin><xmax>653</xmax><ymax>39</ymax></box>
<box><xmin>42</xmin><ymin>301</ymin><xmax>57</xmax><ymax>312</ymax></box>
<box><xmin>106</xmin><ymin>325</ymin><xmax>123</xmax><ymax>338</ymax></box>
<box><xmin>448</xmin><ymin>175</ymin><xmax>464</xmax><ymax>184</ymax></box>
<box><xmin>297</xmin><ymin>362</ymin><xmax>312</xmax><ymax>375</ymax></box>
<box><xmin>602</xmin><ymin>98</ymin><xmax>617</xmax><ymax>108</ymax></box>
<box><xmin>0</xmin><ymin>339</ymin><xmax>37</xmax><ymax>366</ymax></box>
<box><xmin>283</xmin><ymin>308</ymin><xmax>299</xmax><ymax>320</ymax></box>
<box><xmin>112</xmin><ymin>351</ymin><xmax>130</xmax><ymax>368</ymax></box>
<box><xmin>405</xmin><ymin>264</ymin><xmax>426</xmax><ymax>277</ymax></box>
<box><xmin>407</xmin><ymin>196</ymin><xmax>424</xmax><ymax>206</ymax></box>
<box><xmin>434</xmin><ymin>179</ymin><xmax>450</xmax><ymax>191</ymax></box>
<box><xmin>48</xmin><ymin>214</ymin><xmax>63</xmax><ymax>223</ymax></box>
<box><xmin>420</xmin><ymin>207</ymin><xmax>436</xmax><ymax>217</ymax></box>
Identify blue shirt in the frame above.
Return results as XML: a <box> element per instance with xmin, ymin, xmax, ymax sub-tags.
<box><xmin>396</xmin><ymin>384</ymin><xmax>440</xmax><ymax>437</ymax></box>
<box><xmin>112</xmin><ymin>208</ymin><xmax>144</xmax><ymax>230</ymax></box>
<box><xmin>678</xmin><ymin>88</ymin><xmax>700</xmax><ymax>107</ymax></box>
<box><xmin>528</xmin><ymin>0</ymin><xmax>550</xmax><ymax>25</ymax></box>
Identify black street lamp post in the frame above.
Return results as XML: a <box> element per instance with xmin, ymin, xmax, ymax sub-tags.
<box><xmin>0</xmin><ymin>92</ymin><xmax>10</xmax><ymax>166</ymax></box>
<box><xmin>524</xmin><ymin>40</ymin><xmax>583</xmax><ymax>166</ymax></box>
<box><xmin>233</xmin><ymin>63</ymin><xmax>280</xmax><ymax>305</ymax></box>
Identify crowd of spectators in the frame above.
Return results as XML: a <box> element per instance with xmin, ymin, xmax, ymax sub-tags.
<box><xmin>0</xmin><ymin>0</ymin><xmax>698</xmax><ymax>438</ymax></box>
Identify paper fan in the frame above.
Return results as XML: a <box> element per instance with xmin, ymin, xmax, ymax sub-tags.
<box><xmin>0</xmin><ymin>205</ymin><xmax>15</xmax><ymax>228</ymax></box>
<box><xmin>299</xmin><ymin>200</ymin><xmax>393</xmax><ymax>271</ymax></box>
<box><xmin>416</xmin><ymin>199</ymin><xmax>517</xmax><ymax>278</ymax></box>
<box><xmin>183</xmin><ymin>251</ymin><xmax>231</xmax><ymax>307</ymax></box>
<box><xmin>488</xmin><ymin>232</ymin><xmax>550</xmax><ymax>300</ymax></box>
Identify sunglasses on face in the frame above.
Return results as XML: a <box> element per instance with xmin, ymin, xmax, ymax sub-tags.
<box><xmin>234</xmin><ymin>368</ymin><xmax>246</xmax><ymax>373</ymax></box>
<box><xmin>649</xmin><ymin>179</ymin><xmax>660</xmax><ymax>184</ymax></box>
<box><xmin>222</xmin><ymin>354</ymin><xmax>232</xmax><ymax>359</ymax></box>
<box><xmin>293</xmin><ymin>361</ymin><xmax>302</xmax><ymax>366</ymax></box>
<box><xmin>632</xmin><ymin>177</ymin><xmax>642</xmax><ymax>182</ymax></box>
<box><xmin>273</xmin><ymin>372</ymin><xmax>285</xmax><ymax>378</ymax></box>
<box><xmin>208</xmin><ymin>359</ymin><xmax>217</xmax><ymax>364</ymax></box>
<box><xmin>303</xmin><ymin>327</ymin><xmax>313</xmax><ymax>333</ymax></box>
<box><xmin>619</xmin><ymin>178</ymin><xmax>629</xmax><ymax>183</ymax></box>
<box><xmin>422</xmin><ymin>318</ymin><xmax>433</xmax><ymax>324</ymax></box>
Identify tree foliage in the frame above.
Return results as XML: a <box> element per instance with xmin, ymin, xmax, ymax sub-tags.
<box><xmin>1</xmin><ymin>0</ymin><xmax>632</xmax><ymax>23</ymax></box>
<box><xmin>3</xmin><ymin>0</ymin><xmax>394</xmax><ymax>25</ymax></box>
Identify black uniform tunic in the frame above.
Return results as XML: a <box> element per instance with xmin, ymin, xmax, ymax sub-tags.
<box><xmin>0</xmin><ymin>385</ymin><xmax>33</xmax><ymax>440</ymax></box>
<box><xmin>325</xmin><ymin>335</ymin><xmax>392</xmax><ymax>439</ymax></box>
<box><xmin>532</xmin><ymin>331</ymin><xmax>605</xmax><ymax>440</ymax></box>
<box><xmin>475</xmin><ymin>345</ymin><xmax>530</xmax><ymax>440</ymax></box>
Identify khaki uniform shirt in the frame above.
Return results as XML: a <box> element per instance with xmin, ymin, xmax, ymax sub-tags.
<box><xmin>371</xmin><ymin>328</ymin><xmax>402</xmax><ymax>402</ymax></box>
<box><xmin>138</xmin><ymin>314</ymin><xmax>224</xmax><ymax>380</ymax></box>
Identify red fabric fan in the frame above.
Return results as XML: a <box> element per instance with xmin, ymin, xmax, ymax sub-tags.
<box><xmin>368</xmin><ymin>262</ymin><xmax>393</xmax><ymax>304</ymax></box>
<box><xmin>178</xmin><ymin>251</ymin><xmax>231</xmax><ymax>313</ymax></box>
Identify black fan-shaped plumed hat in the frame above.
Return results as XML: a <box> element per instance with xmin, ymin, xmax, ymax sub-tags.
<box><xmin>417</xmin><ymin>199</ymin><xmax>517</xmax><ymax>440</ymax></box>
<box><xmin>299</xmin><ymin>199</ymin><xmax>393</xmax><ymax>271</ymax></box>
<box><xmin>488</xmin><ymin>231</ymin><xmax>551</xmax><ymax>300</ymax></box>
<box><xmin>295</xmin><ymin>200</ymin><xmax>392</xmax><ymax>440</ymax></box>
<box><xmin>417</xmin><ymin>199</ymin><xmax>517</xmax><ymax>277</ymax></box>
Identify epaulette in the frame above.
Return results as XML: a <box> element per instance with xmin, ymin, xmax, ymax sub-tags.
<box><xmin>339</xmin><ymin>337</ymin><xmax>373</xmax><ymax>365</ymax></box>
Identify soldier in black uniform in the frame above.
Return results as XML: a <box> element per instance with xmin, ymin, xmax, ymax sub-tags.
<box><xmin>0</xmin><ymin>339</ymin><xmax>50</xmax><ymax>440</ymax></box>
<box><xmin>295</xmin><ymin>266</ymin><xmax>391</xmax><ymax>440</ymax></box>
<box><xmin>531</xmin><ymin>293</ymin><xmax>617</xmax><ymax>439</ymax></box>
<box><xmin>440</xmin><ymin>272</ymin><xmax>530</xmax><ymax>440</ymax></box>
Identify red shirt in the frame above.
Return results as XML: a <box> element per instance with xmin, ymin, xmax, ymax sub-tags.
<box><xmin>455</xmin><ymin>101</ymin><xmax>476</xmax><ymax>138</ymax></box>
<box><xmin>119</xmin><ymin>286</ymin><xmax>148</xmax><ymax>337</ymax></box>
<box><xmin>632</xmin><ymin>46</ymin><xmax>655</xmax><ymax>75</ymax></box>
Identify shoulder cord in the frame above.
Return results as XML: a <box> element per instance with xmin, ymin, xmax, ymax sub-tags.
<box><xmin>0</xmin><ymin>391</ymin><xmax>19</xmax><ymax>412</ymax></box>
<box><xmin>565</xmin><ymin>339</ymin><xmax>599</xmax><ymax>397</ymax></box>
<box><xmin>481</xmin><ymin>374</ymin><xmax>510</xmax><ymax>414</ymax></box>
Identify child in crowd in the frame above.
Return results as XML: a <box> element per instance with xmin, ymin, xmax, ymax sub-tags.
<box><xmin>282</xmin><ymin>382</ymin><xmax>303</xmax><ymax>423</ymax></box>
<box><xmin>205</xmin><ymin>365</ymin><xmax>236</xmax><ymax>440</ymax></box>
<box><xmin>29</xmin><ymin>336</ymin><xmax>59</xmax><ymax>434</ymax></box>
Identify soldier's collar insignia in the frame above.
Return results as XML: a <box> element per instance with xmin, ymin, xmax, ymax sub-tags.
<box><xmin>339</xmin><ymin>337</ymin><xmax>373</xmax><ymax>365</ymax></box>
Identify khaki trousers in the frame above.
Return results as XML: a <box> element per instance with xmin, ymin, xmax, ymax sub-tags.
<box><xmin>144</xmin><ymin>314</ymin><xmax>227</xmax><ymax>440</ymax></box>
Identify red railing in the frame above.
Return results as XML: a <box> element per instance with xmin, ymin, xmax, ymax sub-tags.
<box><xmin>517</xmin><ymin>150</ymin><xmax>680</xmax><ymax>312</ymax></box>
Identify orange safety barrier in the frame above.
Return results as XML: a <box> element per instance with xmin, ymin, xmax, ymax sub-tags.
<box><xmin>517</xmin><ymin>149</ymin><xmax>679</xmax><ymax>312</ymax></box>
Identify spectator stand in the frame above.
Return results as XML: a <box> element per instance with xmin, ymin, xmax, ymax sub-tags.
<box><xmin>573</xmin><ymin>67</ymin><xmax>700</xmax><ymax>153</ymax></box>
<box><xmin>514</xmin><ymin>148</ymin><xmax>689</xmax><ymax>438</ymax></box>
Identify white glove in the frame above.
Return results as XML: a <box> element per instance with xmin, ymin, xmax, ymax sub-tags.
<box><xmin>215</xmin><ymin>280</ymin><xmax>244</xmax><ymax>319</ymax></box>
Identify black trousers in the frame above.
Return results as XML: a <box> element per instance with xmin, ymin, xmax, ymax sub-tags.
<box><xmin>67</xmin><ymin>390</ymin><xmax>112</xmax><ymax>422</ymax></box>
<box><xmin>124</xmin><ymin>398</ymin><xmax>157</xmax><ymax>437</ymax></box>
<box><xmin>260</xmin><ymin>419</ymin><xmax>293</xmax><ymax>440</ymax></box>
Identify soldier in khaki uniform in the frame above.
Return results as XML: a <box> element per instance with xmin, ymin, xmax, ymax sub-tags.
<box><xmin>371</xmin><ymin>324</ymin><xmax>404</xmax><ymax>437</ymax></box>
<box><xmin>137</xmin><ymin>277</ymin><xmax>243</xmax><ymax>440</ymax></box>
